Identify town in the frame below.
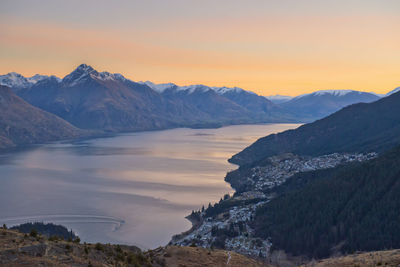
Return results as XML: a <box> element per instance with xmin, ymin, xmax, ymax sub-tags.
<box><xmin>171</xmin><ymin>152</ymin><xmax>378</xmax><ymax>257</ymax></box>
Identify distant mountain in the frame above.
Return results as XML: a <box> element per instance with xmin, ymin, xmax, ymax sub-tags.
<box><xmin>142</xmin><ymin>81</ymin><xmax>293</xmax><ymax>123</ymax></box>
<box><xmin>16</xmin><ymin>64</ymin><xmax>184</xmax><ymax>132</ymax></box>
<box><xmin>216</xmin><ymin>88</ymin><xmax>290</xmax><ymax>120</ymax></box>
<box><xmin>8</xmin><ymin>64</ymin><xmax>294</xmax><ymax>132</ymax></box>
<box><xmin>4</xmin><ymin>65</ymin><xmax>396</xmax><ymax>133</ymax></box>
<box><xmin>265</xmin><ymin>94</ymin><xmax>293</xmax><ymax>104</ymax></box>
<box><xmin>386</xmin><ymin>87</ymin><xmax>400</xmax><ymax>96</ymax></box>
<box><xmin>0</xmin><ymin>72</ymin><xmax>56</xmax><ymax>91</ymax></box>
<box><xmin>280</xmin><ymin>90</ymin><xmax>380</xmax><ymax>121</ymax></box>
<box><xmin>230</xmin><ymin>90</ymin><xmax>400</xmax><ymax>166</ymax></box>
<box><xmin>0</xmin><ymin>85</ymin><xmax>83</xmax><ymax>149</ymax></box>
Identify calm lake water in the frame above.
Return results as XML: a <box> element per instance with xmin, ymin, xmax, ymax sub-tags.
<box><xmin>0</xmin><ymin>123</ymin><xmax>299</xmax><ymax>248</ymax></box>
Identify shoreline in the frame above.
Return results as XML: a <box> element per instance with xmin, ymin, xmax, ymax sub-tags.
<box><xmin>169</xmin><ymin>213</ymin><xmax>204</xmax><ymax>245</ymax></box>
<box><xmin>0</xmin><ymin>122</ymin><xmax>300</xmax><ymax>155</ymax></box>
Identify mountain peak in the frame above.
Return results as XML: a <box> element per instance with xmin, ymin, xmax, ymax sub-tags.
<box><xmin>139</xmin><ymin>81</ymin><xmax>176</xmax><ymax>93</ymax></box>
<box><xmin>0</xmin><ymin>72</ymin><xmax>30</xmax><ymax>88</ymax></box>
<box><xmin>76</xmin><ymin>63</ymin><xmax>95</xmax><ymax>73</ymax></box>
<box><xmin>62</xmin><ymin>64</ymin><xmax>127</xmax><ymax>86</ymax></box>
<box><xmin>0</xmin><ymin>72</ymin><xmax>54</xmax><ymax>89</ymax></box>
<box><xmin>62</xmin><ymin>64</ymin><xmax>99</xmax><ymax>85</ymax></box>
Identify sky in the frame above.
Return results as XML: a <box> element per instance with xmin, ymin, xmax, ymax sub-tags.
<box><xmin>0</xmin><ymin>0</ymin><xmax>399</xmax><ymax>96</ymax></box>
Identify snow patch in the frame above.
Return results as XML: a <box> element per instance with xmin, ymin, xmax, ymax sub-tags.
<box><xmin>0</xmin><ymin>72</ymin><xmax>54</xmax><ymax>88</ymax></box>
<box><xmin>138</xmin><ymin>81</ymin><xmax>176</xmax><ymax>93</ymax></box>
<box><xmin>386</xmin><ymin>87</ymin><xmax>400</xmax><ymax>96</ymax></box>
<box><xmin>211</xmin><ymin>86</ymin><xmax>247</xmax><ymax>95</ymax></box>
<box><xmin>293</xmin><ymin>90</ymin><xmax>363</xmax><ymax>100</ymax></box>
<box><xmin>266</xmin><ymin>95</ymin><xmax>293</xmax><ymax>101</ymax></box>
<box><xmin>313</xmin><ymin>90</ymin><xmax>360</xmax><ymax>96</ymax></box>
<box><xmin>62</xmin><ymin>64</ymin><xmax>126</xmax><ymax>86</ymax></box>
<box><xmin>140</xmin><ymin>81</ymin><xmax>253</xmax><ymax>95</ymax></box>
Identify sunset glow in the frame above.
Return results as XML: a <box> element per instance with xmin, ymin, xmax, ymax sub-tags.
<box><xmin>1</xmin><ymin>0</ymin><xmax>399</xmax><ymax>96</ymax></box>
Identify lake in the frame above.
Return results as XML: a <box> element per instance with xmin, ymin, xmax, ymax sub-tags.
<box><xmin>0</xmin><ymin>123</ymin><xmax>299</xmax><ymax>248</ymax></box>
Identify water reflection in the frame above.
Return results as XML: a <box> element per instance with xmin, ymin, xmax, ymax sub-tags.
<box><xmin>0</xmin><ymin>123</ymin><xmax>299</xmax><ymax>248</ymax></box>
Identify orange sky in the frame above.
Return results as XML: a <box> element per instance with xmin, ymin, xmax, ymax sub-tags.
<box><xmin>0</xmin><ymin>0</ymin><xmax>399</xmax><ymax>96</ymax></box>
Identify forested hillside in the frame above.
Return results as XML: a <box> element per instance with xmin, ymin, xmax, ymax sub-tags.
<box><xmin>253</xmin><ymin>145</ymin><xmax>400</xmax><ymax>258</ymax></box>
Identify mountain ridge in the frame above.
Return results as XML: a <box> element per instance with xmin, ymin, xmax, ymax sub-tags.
<box><xmin>0</xmin><ymin>85</ymin><xmax>85</xmax><ymax>149</ymax></box>
<box><xmin>230</xmin><ymin>90</ymin><xmax>400</xmax><ymax>166</ymax></box>
<box><xmin>10</xmin><ymin>64</ymin><xmax>295</xmax><ymax>132</ymax></box>
<box><xmin>2</xmin><ymin>65</ymin><xmax>397</xmax><ymax>127</ymax></box>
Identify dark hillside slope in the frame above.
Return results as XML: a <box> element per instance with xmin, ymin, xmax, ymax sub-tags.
<box><xmin>254</xmin><ymin>145</ymin><xmax>400</xmax><ymax>258</ymax></box>
<box><xmin>221</xmin><ymin>89</ymin><xmax>294</xmax><ymax>122</ymax></box>
<box><xmin>230</xmin><ymin>92</ymin><xmax>400</xmax><ymax>166</ymax></box>
<box><xmin>0</xmin><ymin>86</ymin><xmax>83</xmax><ymax>149</ymax></box>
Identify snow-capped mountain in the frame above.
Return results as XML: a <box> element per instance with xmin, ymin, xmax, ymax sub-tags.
<box><xmin>140</xmin><ymin>81</ymin><xmax>287</xmax><ymax>119</ymax></box>
<box><xmin>138</xmin><ymin>81</ymin><xmax>177</xmax><ymax>93</ymax></box>
<box><xmin>62</xmin><ymin>64</ymin><xmax>126</xmax><ymax>86</ymax></box>
<box><xmin>265</xmin><ymin>94</ymin><xmax>293</xmax><ymax>104</ymax></box>
<box><xmin>140</xmin><ymin>81</ymin><xmax>250</xmax><ymax>96</ymax></box>
<box><xmin>211</xmin><ymin>86</ymin><xmax>248</xmax><ymax>95</ymax></box>
<box><xmin>386</xmin><ymin>87</ymin><xmax>400</xmax><ymax>97</ymax></box>
<box><xmin>293</xmin><ymin>89</ymin><xmax>369</xmax><ymax>99</ymax></box>
<box><xmin>27</xmin><ymin>74</ymin><xmax>50</xmax><ymax>84</ymax></box>
<box><xmin>0</xmin><ymin>72</ymin><xmax>49</xmax><ymax>89</ymax></box>
<box><xmin>281</xmin><ymin>89</ymin><xmax>380</xmax><ymax>121</ymax></box>
<box><xmin>9</xmin><ymin>64</ymin><xmax>293</xmax><ymax>132</ymax></box>
<box><xmin>0</xmin><ymin>72</ymin><xmax>62</xmax><ymax>92</ymax></box>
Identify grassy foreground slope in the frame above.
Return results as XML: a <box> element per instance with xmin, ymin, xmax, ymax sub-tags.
<box><xmin>0</xmin><ymin>228</ymin><xmax>267</xmax><ymax>267</ymax></box>
<box><xmin>302</xmin><ymin>249</ymin><xmax>400</xmax><ymax>267</ymax></box>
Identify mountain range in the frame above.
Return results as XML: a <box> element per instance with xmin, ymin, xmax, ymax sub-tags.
<box><xmin>0</xmin><ymin>64</ymin><xmax>398</xmax><ymax>150</ymax></box>
<box><xmin>278</xmin><ymin>90</ymin><xmax>380</xmax><ymax>121</ymax></box>
<box><xmin>2</xmin><ymin>64</ymin><xmax>295</xmax><ymax>133</ymax></box>
<box><xmin>2</xmin><ymin>65</ymin><xmax>395</xmax><ymax>127</ymax></box>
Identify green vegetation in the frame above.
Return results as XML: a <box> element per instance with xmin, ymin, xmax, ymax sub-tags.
<box><xmin>253</xmin><ymin>145</ymin><xmax>400</xmax><ymax>258</ymax></box>
<box><xmin>204</xmin><ymin>197</ymin><xmax>261</xmax><ymax>218</ymax></box>
<box><xmin>11</xmin><ymin>222</ymin><xmax>76</xmax><ymax>240</ymax></box>
<box><xmin>95</xmin><ymin>242</ymin><xmax>104</xmax><ymax>251</ymax></box>
<box><xmin>29</xmin><ymin>229</ymin><xmax>38</xmax><ymax>238</ymax></box>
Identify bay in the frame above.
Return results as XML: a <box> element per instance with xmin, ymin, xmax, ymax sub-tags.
<box><xmin>0</xmin><ymin>123</ymin><xmax>299</xmax><ymax>248</ymax></box>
